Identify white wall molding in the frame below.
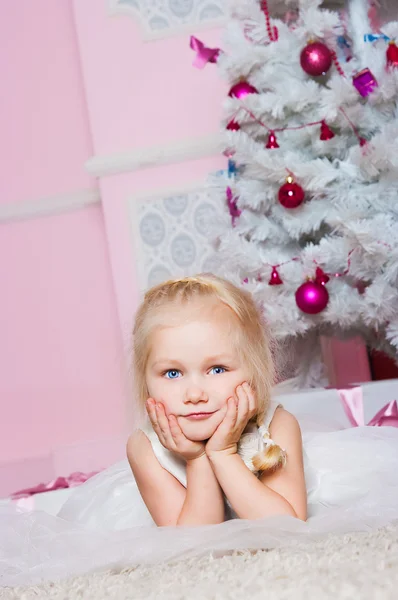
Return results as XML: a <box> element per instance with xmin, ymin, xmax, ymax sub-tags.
<box><xmin>85</xmin><ymin>133</ymin><xmax>223</xmax><ymax>177</ymax></box>
<box><xmin>131</xmin><ymin>179</ymin><xmax>207</xmax><ymax>202</ymax></box>
<box><xmin>0</xmin><ymin>189</ymin><xmax>101</xmax><ymax>223</ymax></box>
<box><xmin>108</xmin><ymin>0</ymin><xmax>226</xmax><ymax>41</ymax></box>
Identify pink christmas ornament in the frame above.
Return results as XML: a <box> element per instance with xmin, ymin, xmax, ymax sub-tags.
<box><xmin>352</xmin><ymin>68</ymin><xmax>378</xmax><ymax>97</ymax></box>
<box><xmin>314</xmin><ymin>266</ymin><xmax>330</xmax><ymax>285</ymax></box>
<box><xmin>295</xmin><ymin>280</ymin><xmax>329</xmax><ymax>314</ymax></box>
<box><xmin>300</xmin><ymin>41</ymin><xmax>332</xmax><ymax>77</ymax></box>
<box><xmin>229</xmin><ymin>81</ymin><xmax>258</xmax><ymax>99</ymax></box>
<box><xmin>387</xmin><ymin>41</ymin><xmax>398</xmax><ymax>68</ymax></box>
<box><xmin>266</xmin><ymin>131</ymin><xmax>279</xmax><ymax>149</ymax></box>
<box><xmin>226</xmin><ymin>186</ymin><xmax>241</xmax><ymax>226</ymax></box>
<box><xmin>320</xmin><ymin>120</ymin><xmax>335</xmax><ymax>141</ymax></box>
<box><xmin>189</xmin><ymin>36</ymin><xmax>221</xmax><ymax>69</ymax></box>
<box><xmin>269</xmin><ymin>266</ymin><xmax>283</xmax><ymax>285</ymax></box>
<box><xmin>278</xmin><ymin>176</ymin><xmax>305</xmax><ymax>209</ymax></box>
<box><xmin>227</xmin><ymin>119</ymin><xmax>241</xmax><ymax>131</ymax></box>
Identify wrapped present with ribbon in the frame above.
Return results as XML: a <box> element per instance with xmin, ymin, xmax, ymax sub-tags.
<box><xmin>338</xmin><ymin>386</ymin><xmax>398</xmax><ymax>428</ymax></box>
<box><xmin>273</xmin><ymin>379</ymin><xmax>398</xmax><ymax>432</ymax></box>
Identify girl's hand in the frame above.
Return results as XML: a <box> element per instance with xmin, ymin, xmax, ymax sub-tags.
<box><xmin>146</xmin><ymin>399</ymin><xmax>206</xmax><ymax>462</ymax></box>
<box><xmin>205</xmin><ymin>382</ymin><xmax>257</xmax><ymax>458</ymax></box>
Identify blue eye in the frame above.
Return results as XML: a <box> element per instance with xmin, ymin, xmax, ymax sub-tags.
<box><xmin>164</xmin><ymin>370</ymin><xmax>181</xmax><ymax>379</ymax></box>
<box><xmin>210</xmin><ymin>366</ymin><xmax>226</xmax><ymax>375</ymax></box>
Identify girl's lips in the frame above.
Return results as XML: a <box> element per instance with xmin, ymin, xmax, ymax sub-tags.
<box><xmin>184</xmin><ymin>411</ymin><xmax>216</xmax><ymax>420</ymax></box>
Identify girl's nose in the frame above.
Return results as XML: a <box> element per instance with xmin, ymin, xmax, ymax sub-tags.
<box><xmin>184</xmin><ymin>385</ymin><xmax>208</xmax><ymax>403</ymax></box>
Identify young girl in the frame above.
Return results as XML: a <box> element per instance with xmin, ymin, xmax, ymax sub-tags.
<box><xmin>126</xmin><ymin>273</ymin><xmax>307</xmax><ymax>526</ymax></box>
<box><xmin>2</xmin><ymin>274</ymin><xmax>398</xmax><ymax>587</ymax></box>
<box><xmin>56</xmin><ymin>273</ymin><xmax>307</xmax><ymax>530</ymax></box>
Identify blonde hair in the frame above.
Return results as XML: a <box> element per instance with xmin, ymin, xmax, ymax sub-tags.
<box><xmin>132</xmin><ymin>273</ymin><xmax>285</xmax><ymax>475</ymax></box>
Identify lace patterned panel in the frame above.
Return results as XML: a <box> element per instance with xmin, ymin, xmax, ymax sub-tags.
<box><xmin>129</xmin><ymin>186</ymin><xmax>225</xmax><ymax>291</ymax></box>
<box><xmin>108</xmin><ymin>0</ymin><xmax>226</xmax><ymax>39</ymax></box>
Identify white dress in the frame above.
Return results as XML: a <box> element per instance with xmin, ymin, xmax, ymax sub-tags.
<box><xmin>1</xmin><ymin>400</ymin><xmax>398</xmax><ymax>587</ymax></box>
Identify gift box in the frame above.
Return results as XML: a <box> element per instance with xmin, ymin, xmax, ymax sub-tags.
<box><xmin>274</xmin><ymin>378</ymin><xmax>398</xmax><ymax>431</ymax></box>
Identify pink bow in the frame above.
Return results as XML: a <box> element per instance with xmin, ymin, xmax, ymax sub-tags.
<box><xmin>190</xmin><ymin>36</ymin><xmax>221</xmax><ymax>69</ymax></box>
<box><xmin>11</xmin><ymin>471</ymin><xmax>99</xmax><ymax>500</ymax></box>
<box><xmin>226</xmin><ymin>186</ymin><xmax>241</xmax><ymax>226</ymax></box>
<box><xmin>338</xmin><ymin>386</ymin><xmax>398</xmax><ymax>428</ymax></box>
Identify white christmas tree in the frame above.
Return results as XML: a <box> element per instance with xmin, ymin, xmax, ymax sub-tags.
<box><xmin>203</xmin><ymin>0</ymin><xmax>398</xmax><ymax>386</ymax></box>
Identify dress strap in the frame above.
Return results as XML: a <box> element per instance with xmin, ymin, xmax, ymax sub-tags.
<box><xmin>262</xmin><ymin>400</ymin><xmax>283</xmax><ymax>433</ymax></box>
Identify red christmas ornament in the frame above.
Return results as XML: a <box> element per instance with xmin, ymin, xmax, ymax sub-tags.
<box><xmin>229</xmin><ymin>81</ymin><xmax>258</xmax><ymax>99</ymax></box>
<box><xmin>266</xmin><ymin>131</ymin><xmax>279</xmax><ymax>149</ymax></box>
<box><xmin>295</xmin><ymin>280</ymin><xmax>329</xmax><ymax>314</ymax></box>
<box><xmin>278</xmin><ymin>176</ymin><xmax>305</xmax><ymax>209</ymax></box>
<box><xmin>387</xmin><ymin>41</ymin><xmax>398</xmax><ymax>68</ymax></box>
<box><xmin>320</xmin><ymin>120</ymin><xmax>335</xmax><ymax>141</ymax></box>
<box><xmin>300</xmin><ymin>41</ymin><xmax>333</xmax><ymax>77</ymax></box>
<box><xmin>314</xmin><ymin>266</ymin><xmax>330</xmax><ymax>285</ymax></box>
<box><xmin>227</xmin><ymin>119</ymin><xmax>241</xmax><ymax>131</ymax></box>
<box><xmin>269</xmin><ymin>266</ymin><xmax>283</xmax><ymax>285</ymax></box>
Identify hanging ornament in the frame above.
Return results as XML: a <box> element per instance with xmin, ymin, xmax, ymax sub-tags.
<box><xmin>227</xmin><ymin>159</ymin><xmax>238</xmax><ymax>178</ymax></box>
<box><xmin>352</xmin><ymin>68</ymin><xmax>378</xmax><ymax>97</ymax></box>
<box><xmin>300</xmin><ymin>41</ymin><xmax>333</xmax><ymax>77</ymax></box>
<box><xmin>278</xmin><ymin>176</ymin><xmax>305</xmax><ymax>209</ymax></box>
<box><xmin>260</xmin><ymin>0</ymin><xmax>278</xmax><ymax>42</ymax></box>
<box><xmin>269</xmin><ymin>266</ymin><xmax>283</xmax><ymax>286</ymax></box>
<box><xmin>266</xmin><ymin>131</ymin><xmax>279</xmax><ymax>149</ymax></box>
<box><xmin>227</xmin><ymin>119</ymin><xmax>241</xmax><ymax>131</ymax></box>
<box><xmin>189</xmin><ymin>36</ymin><xmax>221</xmax><ymax>69</ymax></box>
<box><xmin>223</xmin><ymin>148</ymin><xmax>235</xmax><ymax>158</ymax></box>
<box><xmin>387</xmin><ymin>41</ymin><xmax>398</xmax><ymax>68</ymax></box>
<box><xmin>295</xmin><ymin>279</ymin><xmax>329</xmax><ymax>314</ymax></box>
<box><xmin>229</xmin><ymin>81</ymin><xmax>258</xmax><ymax>99</ymax></box>
<box><xmin>320</xmin><ymin>120</ymin><xmax>335</xmax><ymax>141</ymax></box>
<box><xmin>226</xmin><ymin>186</ymin><xmax>241</xmax><ymax>226</ymax></box>
<box><xmin>314</xmin><ymin>267</ymin><xmax>330</xmax><ymax>285</ymax></box>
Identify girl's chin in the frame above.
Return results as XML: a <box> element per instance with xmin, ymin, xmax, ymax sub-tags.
<box><xmin>179</xmin><ymin>422</ymin><xmax>219</xmax><ymax>442</ymax></box>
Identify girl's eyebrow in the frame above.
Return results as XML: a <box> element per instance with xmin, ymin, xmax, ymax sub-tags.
<box><xmin>203</xmin><ymin>355</ymin><xmax>234</xmax><ymax>364</ymax></box>
<box><xmin>151</xmin><ymin>355</ymin><xmax>234</xmax><ymax>368</ymax></box>
<box><xmin>151</xmin><ymin>359</ymin><xmax>183</xmax><ymax>368</ymax></box>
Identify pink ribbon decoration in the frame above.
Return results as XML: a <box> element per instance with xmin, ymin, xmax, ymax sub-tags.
<box><xmin>226</xmin><ymin>186</ymin><xmax>241</xmax><ymax>226</ymax></box>
<box><xmin>190</xmin><ymin>36</ymin><xmax>221</xmax><ymax>69</ymax></box>
<box><xmin>338</xmin><ymin>386</ymin><xmax>398</xmax><ymax>428</ymax></box>
<box><xmin>11</xmin><ymin>471</ymin><xmax>99</xmax><ymax>500</ymax></box>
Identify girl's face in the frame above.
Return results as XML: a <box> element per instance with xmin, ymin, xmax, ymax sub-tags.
<box><xmin>145</xmin><ymin>300</ymin><xmax>250</xmax><ymax>441</ymax></box>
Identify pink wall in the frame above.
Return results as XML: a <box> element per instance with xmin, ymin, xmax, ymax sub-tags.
<box><xmin>72</xmin><ymin>6</ymin><xmax>225</xmax><ymax>153</ymax></box>
<box><xmin>72</xmin><ymin>0</ymin><xmax>227</xmax><ymax>339</ymax></box>
<box><xmin>1</xmin><ymin>1</ymin><xmax>94</xmax><ymax>203</ymax></box>
<box><xmin>0</xmin><ymin>1</ymin><xmax>127</xmax><ymax>496</ymax></box>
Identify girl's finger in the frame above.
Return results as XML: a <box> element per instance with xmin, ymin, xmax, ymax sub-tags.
<box><xmin>224</xmin><ymin>396</ymin><xmax>238</xmax><ymax>428</ymax></box>
<box><xmin>236</xmin><ymin>385</ymin><xmax>250</xmax><ymax>423</ymax></box>
<box><xmin>155</xmin><ymin>403</ymin><xmax>175</xmax><ymax>448</ymax></box>
<box><xmin>155</xmin><ymin>403</ymin><xmax>169</xmax><ymax>434</ymax></box>
<box><xmin>168</xmin><ymin>415</ymin><xmax>185</xmax><ymax>441</ymax></box>
<box><xmin>146</xmin><ymin>398</ymin><xmax>158</xmax><ymax>428</ymax></box>
<box><xmin>243</xmin><ymin>382</ymin><xmax>257</xmax><ymax>415</ymax></box>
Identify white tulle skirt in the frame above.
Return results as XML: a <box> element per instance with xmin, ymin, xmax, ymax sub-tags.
<box><xmin>2</xmin><ymin>422</ymin><xmax>398</xmax><ymax>588</ymax></box>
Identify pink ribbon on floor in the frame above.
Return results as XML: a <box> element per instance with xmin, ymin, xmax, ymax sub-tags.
<box><xmin>11</xmin><ymin>471</ymin><xmax>99</xmax><ymax>500</ymax></box>
<box><xmin>338</xmin><ymin>386</ymin><xmax>398</xmax><ymax>428</ymax></box>
<box><xmin>190</xmin><ymin>36</ymin><xmax>221</xmax><ymax>69</ymax></box>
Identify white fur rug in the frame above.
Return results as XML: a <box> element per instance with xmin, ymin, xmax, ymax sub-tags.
<box><xmin>2</xmin><ymin>521</ymin><xmax>398</xmax><ymax>600</ymax></box>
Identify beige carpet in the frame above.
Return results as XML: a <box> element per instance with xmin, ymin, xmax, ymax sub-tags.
<box><xmin>2</xmin><ymin>521</ymin><xmax>398</xmax><ymax>600</ymax></box>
